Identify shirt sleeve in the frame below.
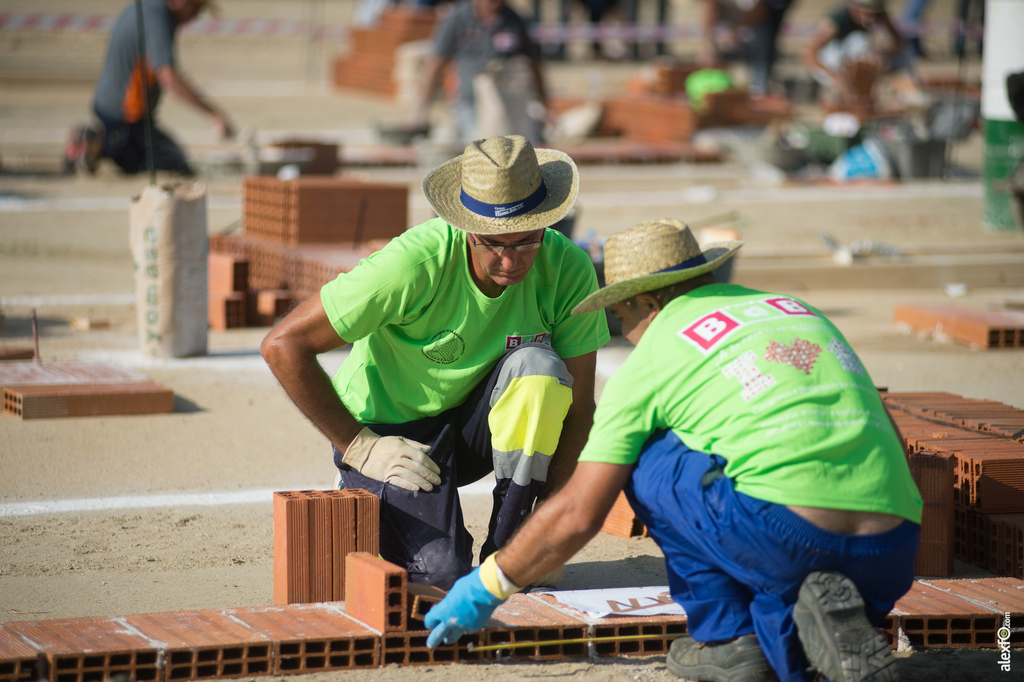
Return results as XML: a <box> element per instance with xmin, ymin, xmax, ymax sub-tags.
<box><xmin>578</xmin><ymin>340</ymin><xmax>660</xmax><ymax>465</ymax></box>
<box><xmin>320</xmin><ymin>235</ymin><xmax>440</xmax><ymax>343</ymax></box>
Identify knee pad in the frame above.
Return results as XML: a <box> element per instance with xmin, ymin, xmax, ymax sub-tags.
<box><xmin>488</xmin><ymin>344</ymin><xmax>573</xmax><ymax>486</ymax></box>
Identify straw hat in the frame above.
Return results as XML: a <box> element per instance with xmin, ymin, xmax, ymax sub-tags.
<box><xmin>572</xmin><ymin>218</ymin><xmax>743</xmax><ymax>314</ymax></box>
<box><xmin>421</xmin><ymin>135</ymin><xmax>579</xmax><ymax>235</ymax></box>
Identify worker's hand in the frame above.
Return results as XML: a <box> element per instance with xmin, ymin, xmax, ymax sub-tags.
<box><xmin>342</xmin><ymin>426</ymin><xmax>441</xmax><ymax>492</ymax></box>
<box><xmin>425</xmin><ymin>554</ymin><xmax>519</xmax><ymax>648</ymax></box>
<box><xmin>212</xmin><ymin>112</ymin><xmax>235</xmax><ymax>140</ymax></box>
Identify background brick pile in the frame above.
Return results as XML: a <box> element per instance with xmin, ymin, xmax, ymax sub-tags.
<box><xmin>207</xmin><ymin>176</ymin><xmax>409</xmax><ymax>330</ymax></box>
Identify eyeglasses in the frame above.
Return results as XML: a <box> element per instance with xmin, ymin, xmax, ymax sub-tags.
<box><xmin>468</xmin><ymin>234</ymin><xmax>545</xmax><ymax>254</ymax></box>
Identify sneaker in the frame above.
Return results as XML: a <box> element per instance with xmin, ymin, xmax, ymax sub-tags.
<box><xmin>793</xmin><ymin>571</ymin><xmax>898</xmax><ymax>682</ymax></box>
<box><xmin>62</xmin><ymin>125</ymin><xmax>102</xmax><ymax>175</ymax></box>
<box><xmin>666</xmin><ymin>634</ymin><xmax>778</xmax><ymax>681</ymax></box>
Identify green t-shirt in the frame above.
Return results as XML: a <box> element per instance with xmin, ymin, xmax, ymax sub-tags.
<box><xmin>579</xmin><ymin>284</ymin><xmax>922</xmax><ymax>523</ymax></box>
<box><xmin>321</xmin><ymin>218</ymin><xmax>610</xmax><ymax>424</ymax></box>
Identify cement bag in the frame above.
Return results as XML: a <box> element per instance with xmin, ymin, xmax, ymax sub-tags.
<box><xmin>129</xmin><ymin>183</ymin><xmax>208</xmax><ymax>358</ymax></box>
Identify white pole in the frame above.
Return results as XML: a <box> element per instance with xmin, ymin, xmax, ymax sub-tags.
<box><xmin>981</xmin><ymin>0</ymin><xmax>1024</xmax><ymax>231</ymax></box>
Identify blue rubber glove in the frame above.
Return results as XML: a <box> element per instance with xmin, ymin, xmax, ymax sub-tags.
<box><xmin>424</xmin><ymin>567</ymin><xmax>504</xmax><ymax>648</ymax></box>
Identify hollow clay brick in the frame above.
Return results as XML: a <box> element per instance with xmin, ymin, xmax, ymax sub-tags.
<box><xmin>380</xmin><ymin>630</ymin><xmax>483</xmax><ymax>666</ymax></box>
<box><xmin>3</xmin><ymin>382</ymin><xmax>174</xmax><ymax>420</ymax></box>
<box><xmin>890</xmin><ymin>578</ymin><xmax>1024</xmax><ymax>649</ymax></box>
<box><xmin>124</xmin><ymin>610</ymin><xmax>272</xmax><ymax>680</ymax></box>
<box><xmin>208</xmin><ymin>253</ymin><xmax>249</xmax><ymax>294</ymax></box>
<box><xmin>909</xmin><ymin>449</ymin><xmax>956</xmax><ymax>577</ymax></box>
<box><xmin>273</xmin><ymin>492</ymin><xmax>311</xmax><ymax>605</ymax></box>
<box><xmin>344</xmin><ymin>553</ymin><xmax>406</xmax><ymax>632</ymax></box>
<box><xmin>0</xmin><ymin>624</ymin><xmax>43</xmax><ymax>682</ymax></box>
<box><xmin>3</xmin><ymin>617</ymin><xmax>159</xmax><ymax>682</ymax></box>
<box><xmin>601</xmin><ymin>491</ymin><xmax>647</xmax><ymax>538</ymax></box>
<box><xmin>209</xmin><ymin>292</ymin><xmax>247</xmax><ymax>330</ymax></box>
<box><xmin>223</xmin><ymin>603</ymin><xmax>379</xmax><ymax>672</ymax></box>
<box><xmin>327</xmin><ymin>491</ymin><xmax>358</xmax><ymax>600</ymax></box>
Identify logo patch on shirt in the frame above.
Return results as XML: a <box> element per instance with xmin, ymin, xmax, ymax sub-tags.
<box><xmin>422</xmin><ymin>330</ymin><xmax>466</xmax><ymax>365</ymax></box>
<box><xmin>722</xmin><ymin>350</ymin><xmax>776</xmax><ymax>401</ymax></box>
<box><xmin>827</xmin><ymin>337</ymin><xmax>866</xmax><ymax>376</ymax></box>
<box><xmin>679</xmin><ymin>311</ymin><xmax>741</xmax><ymax>353</ymax></box>
<box><xmin>505</xmin><ymin>332</ymin><xmax>549</xmax><ymax>350</ymax></box>
<box><xmin>764</xmin><ymin>337</ymin><xmax>821</xmax><ymax>375</ymax></box>
<box><xmin>764</xmin><ymin>297</ymin><xmax>817</xmax><ymax>316</ymax></box>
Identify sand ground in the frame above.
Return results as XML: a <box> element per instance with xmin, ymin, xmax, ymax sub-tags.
<box><xmin>1</xmin><ymin>1</ymin><xmax>1023</xmax><ymax>680</ymax></box>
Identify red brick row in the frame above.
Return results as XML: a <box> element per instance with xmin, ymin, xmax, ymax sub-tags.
<box><xmin>893</xmin><ymin>304</ymin><xmax>1024</xmax><ymax>348</ymax></box>
<box><xmin>272</xmin><ymin>490</ymin><xmax>380</xmax><ymax>606</ymax></box>
<box><xmin>883</xmin><ymin>578</ymin><xmax>1024</xmax><ymax>649</ymax></box>
<box><xmin>884</xmin><ymin>391</ymin><xmax>1024</xmax><ymax>442</ymax></box>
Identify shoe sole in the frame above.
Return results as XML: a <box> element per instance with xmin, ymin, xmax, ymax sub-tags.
<box><xmin>793</xmin><ymin>571</ymin><xmax>898</xmax><ymax>682</ymax></box>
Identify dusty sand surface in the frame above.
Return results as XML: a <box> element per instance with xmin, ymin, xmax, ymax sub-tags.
<box><xmin>2</xmin><ymin>1</ymin><xmax>1023</xmax><ymax>680</ymax></box>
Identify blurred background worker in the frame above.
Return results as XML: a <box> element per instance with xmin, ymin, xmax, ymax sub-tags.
<box><xmin>64</xmin><ymin>0</ymin><xmax>235</xmax><ymax>176</ymax></box>
<box><xmin>697</xmin><ymin>0</ymin><xmax>797</xmax><ymax>98</ymax></box>
<box><xmin>409</xmin><ymin>0</ymin><xmax>549</xmax><ymax>146</ymax></box>
<box><xmin>802</xmin><ymin>0</ymin><xmax>923</xmax><ymax>109</ymax></box>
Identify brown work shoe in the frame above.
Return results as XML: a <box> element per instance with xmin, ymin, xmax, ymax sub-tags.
<box><xmin>62</xmin><ymin>124</ymin><xmax>102</xmax><ymax>175</ymax></box>
<box><xmin>666</xmin><ymin>634</ymin><xmax>778</xmax><ymax>681</ymax></box>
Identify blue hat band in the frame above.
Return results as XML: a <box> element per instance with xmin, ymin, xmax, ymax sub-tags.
<box><xmin>460</xmin><ymin>182</ymin><xmax>548</xmax><ymax>219</ymax></box>
<box><xmin>655</xmin><ymin>253</ymin><xmax>708</xmax><ymax>274</ymax></box>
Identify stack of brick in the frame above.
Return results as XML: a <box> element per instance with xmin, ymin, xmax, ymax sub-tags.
<box><xmin>332</xmin><ymin>7</ymin><xmax>437</xmax><ymax>99</ymax></box>
<box><xmin>273</xmin><ymin>489</ymin><xmax>380</xmax><ymax>605</ymax></box>
<box><xmin>207</xmin><ymin>176</ymin><xmax>409</xmax><ymax>328</ymax></box>
<box><xmin>883</xmin><ymin>391</ymin><xmax>1024</xmax><ymax>579</ymax></box>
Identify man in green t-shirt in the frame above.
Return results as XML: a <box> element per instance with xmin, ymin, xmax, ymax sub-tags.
<box><xmin>261</xmin><ymin>135</ymin><xmax>609</xmax><ymax>589</ymax></box>
<box><xmin>423</xmin><ymin>218</ymin><xmax>921</xmax><ymax>682</ymax></box>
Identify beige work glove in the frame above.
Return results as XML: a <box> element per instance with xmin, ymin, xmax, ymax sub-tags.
<box><xmin>342</xmin><ymin>426</ymin><xmax>441</xmax><ymax>492</ymax></box>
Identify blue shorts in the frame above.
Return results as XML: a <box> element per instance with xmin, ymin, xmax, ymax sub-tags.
<box><xmin>625</xmin><ymin>430</ymin><xmax>919</xmax><ymax>682</ymax></box>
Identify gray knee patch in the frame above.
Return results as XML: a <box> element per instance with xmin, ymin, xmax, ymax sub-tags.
<box><xmin>490</xmin><ymin>344</ymin><xmax>572</xmax><ymax>407</ymax></box>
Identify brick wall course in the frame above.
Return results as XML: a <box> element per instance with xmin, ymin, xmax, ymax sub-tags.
<box><xmin>3</xmin><ymin>617</ymin><xmax>160</xmax><ymax>682</ymax></box>
<box><xmin>0</xmin><ymin>625</ymin><xmax>43</xmax><ymax>682</ymax></box>
<box><xmin>123</xmin><ymin>610</ymin><xmax>272</xmax><ymax>680</ymax></box>
<box><xmin>222</xmin><ymin>604</ymin><xmax>378</xmax><ymax>673</ymax></box>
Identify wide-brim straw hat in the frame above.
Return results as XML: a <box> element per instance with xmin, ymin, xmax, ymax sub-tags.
<box><xmin>572</xmin><ymin>218</ymin><xmax>743</xmax><ymax>314</ymax></box>
<box><xmin>421</xmin><ymin>135</ymin><xmax>579</xmax><ymax>235</ymax></box>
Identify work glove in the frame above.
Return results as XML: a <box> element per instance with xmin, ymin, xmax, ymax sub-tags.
<box><xmin>341</xmin><ymin>426</ymin><xmax>441</xmax><ymax>492</ymax></box>
<box><xmin>425</xmin><ymin>553</ymin><xmax>522</xmax><ymax>648</ymax></box>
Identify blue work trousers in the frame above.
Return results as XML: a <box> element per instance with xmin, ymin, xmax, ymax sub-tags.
<box><xmin>625</xmin><ymin>430</ymin><xmax>919</xmax><ymax>682</ymax></box>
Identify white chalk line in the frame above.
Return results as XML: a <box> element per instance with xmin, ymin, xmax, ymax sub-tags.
<box><xmin>0</xmin><ymin>479</ymin><xmax>496</xmax><ymax>518</ymax></box>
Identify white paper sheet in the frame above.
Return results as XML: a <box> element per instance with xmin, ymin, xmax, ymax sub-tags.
<box><xmin>547</xmin><ymin>586</ymin><xmax>686</xmax><ymax>619</ymax></box>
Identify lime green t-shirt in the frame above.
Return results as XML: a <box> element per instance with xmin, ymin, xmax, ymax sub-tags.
<box><xmin>320</xmin><ymin>218</ymin><xmax>610</xmax><ymax>425</ymax></box>
<box><xmin>579</xmin><ymin>284</ymin><xmax>922</xmax><ymax>523</ymax></box>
